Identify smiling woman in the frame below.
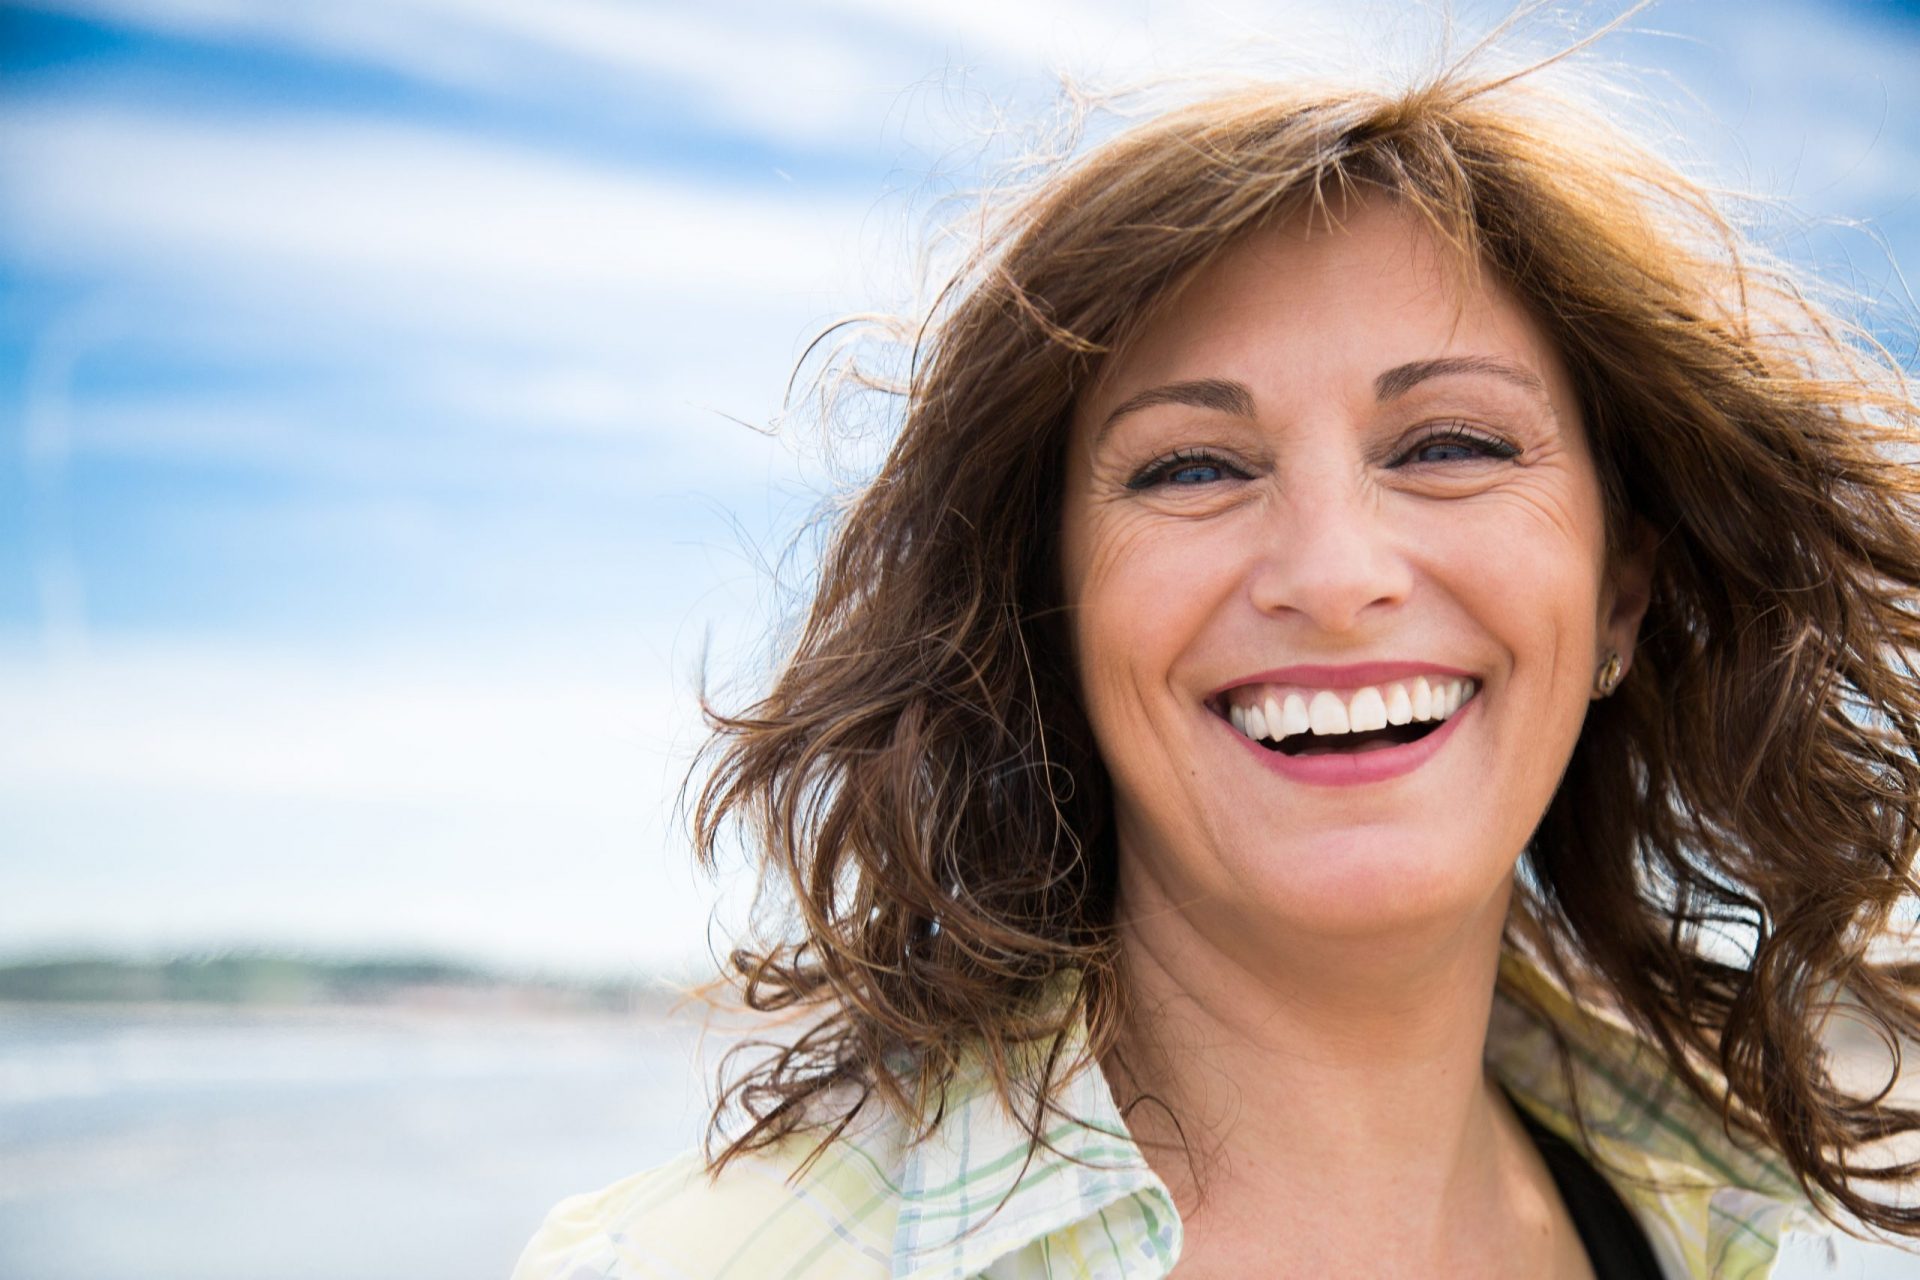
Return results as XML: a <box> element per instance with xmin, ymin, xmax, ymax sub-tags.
<box><xmin>1060</xmin><ymin>200</ymin><xmax>1643</xmax><ymax>955</ymax></box>
<box><xmin>514</xmin><ymin>28</ymin><xmax>1920</xmax><ymax>1280</ymax></box>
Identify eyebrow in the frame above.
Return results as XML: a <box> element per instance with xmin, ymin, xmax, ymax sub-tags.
<box><xmin>1373</xmin><ymin>356</ymin><xmax>1545</xmax><ymax>401</ymax></box>
<box><xmin>1097</xmin><ymin>377</ymin><xmax>1257</xmax><ymax>443</ymax></box>
<box><xmin>1094</xmin><ymin>357</ymin><xmax>1547</xmax><ymax>446</ymax></box>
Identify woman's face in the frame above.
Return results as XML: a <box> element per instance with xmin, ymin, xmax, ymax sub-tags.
<box><xmin>1059</xmin><ymin>199</ymin><xmax>1649</xmax><ymax>947</ymax></box>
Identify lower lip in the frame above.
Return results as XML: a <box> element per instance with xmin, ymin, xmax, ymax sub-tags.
<box><xmin>1224</xmin><ymin>696</ymin><xmax>1474</xmax><ymax>786</ymax></box>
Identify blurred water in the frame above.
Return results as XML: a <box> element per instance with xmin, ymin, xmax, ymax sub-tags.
<box><xmin>0</xmin><ymin>1004</ymin><xmax>1914</xmax><ymax>1279</ymax></box>
<box><xmin>0</xmin><ymin>1003</ymin><xmax>709</xmax><ymax>1280</ymax></box>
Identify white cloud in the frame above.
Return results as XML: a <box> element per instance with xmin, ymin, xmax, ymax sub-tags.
<box><xmin>0</xmin><ymin>98</ymin><xmax>893</xmax><ymax>476</ymax></box>
<box><xmin>0</xmin><ymin>102</ymin><xmax>875</xmax><ymax>319</ymax></box>
<box><xmin>32</xmin><ymin>0</ymin><xmax>967</xmax><ymax>148</ymax></box>
<box><xmin>31</xmin><ymin>0</ymin><xmax>1920</xmax><ymax>191</ymax></box>
<box><xmin>0</xmin><ymin>643</ymin><xmax>686</xmax><ymax>806</ymax></box>
<box><xmin>59</xmin><ymin>383</ymin><xmax>799</xmax><ymax>492</ymax></box>
<box><xmin>0</xmin><ymin>640</ymin><xmax>750</xmax><ymax>974</ymax></box>
<box><xmin>28</xmin><ymin>0</ymin><xmax>1434</xmax><ymax>153</ymax></box>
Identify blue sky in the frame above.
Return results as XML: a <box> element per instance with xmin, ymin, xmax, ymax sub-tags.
<box><xmin>3</xmin><ymin>0</ymin><xmax>1918</xmax><ymax>976</ymax></box>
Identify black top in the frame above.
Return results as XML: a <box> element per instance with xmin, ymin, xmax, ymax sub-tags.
<box><xmin>1509</xmin><ymin>1095</ymin><xmax>1666</xmax><ymax>1279</ymax></box>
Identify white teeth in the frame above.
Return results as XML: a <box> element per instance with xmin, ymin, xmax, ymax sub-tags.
<box><xmin>1224</xmin><ymin>676</ymin><xmax>1478</xmax><ymax>745</ymax></box>
<box><xmin>1308</xmin><ymin>690</ymin><xmax>1350</xmax><ymax>735</ymax></box>
<box><xmin>1282</xmin><ymin>693</ymin><xmax>1310</xmax><ymax>736</ymax></box>
<box><xmin>1410</xmin><ymin>676</ymin><xmax>1433</xmax><ymax>721</ymax></box>
<box><xmin>1348</xmin><ymin>686</ymin><xmax>1388</xmax><ymax>732</ymax></box>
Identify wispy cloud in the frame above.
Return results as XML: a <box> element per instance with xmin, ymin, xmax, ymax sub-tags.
<box><xmin>1</xmin><ymin>101</ymin><xmax>876</xmax><ymax>324</ymax></box>
<box><xmin>30</xmin><ymin>0</ymin><xmax>992</xmax><ymax>148</ymax></box>
<box><xmin>0</xmin><ymin>640</ymin><xmax>747</xmax><ymax>973</ymax></box>
<box><xmin>30</xmin><ymin>0</ymin><xmax>1461</xmax><ymax>156</ymax></box>
<box><xmin>0</xmin><ymin>93</ymin><xmax>878</xmax><ymax>511</ymax></box>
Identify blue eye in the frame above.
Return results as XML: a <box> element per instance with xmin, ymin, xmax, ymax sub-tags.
<box><xmin>1411</xmin><ymin>440</ymin><xmax>1482</xmax><ymax>463</ymax></box>
<box><xmin>1398</xmin><ymin>426</ymin><xmax>1519</xmax><ymax>466</ymax></box>
<box><xmin>1127</xmin><ymin>450</ymin><xmax>1245</xmax><ymax>490</ymax></box>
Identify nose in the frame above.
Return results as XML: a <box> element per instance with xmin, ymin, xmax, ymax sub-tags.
<box><xmin>1246</xmin><ymin>468</ymin><xmax>1413</xmax><ymax>632</ymax></box>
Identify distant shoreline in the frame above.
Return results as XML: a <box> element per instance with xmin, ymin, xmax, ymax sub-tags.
<box><xmin>0</xmin><ymin>955</ymin><xmax>690</xmax><ymax>1016</ymax></box>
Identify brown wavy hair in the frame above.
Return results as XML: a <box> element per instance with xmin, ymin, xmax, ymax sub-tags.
<box><xmin>690</xmin><ymin>31</ymin><xmax>1920</xmax><ymax>1236</ymax></box>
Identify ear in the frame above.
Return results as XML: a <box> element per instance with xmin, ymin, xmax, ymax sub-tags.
<box><xmin>1599</xmin><ymin>519</ymin><xmax>1657</xmax><ymax>677</ymax></box>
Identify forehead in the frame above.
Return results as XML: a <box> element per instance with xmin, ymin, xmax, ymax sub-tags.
<box><xmin>1074</xmin><ymin>199</ymin><xmax>1574</xmax><ymax>431</ymax></box>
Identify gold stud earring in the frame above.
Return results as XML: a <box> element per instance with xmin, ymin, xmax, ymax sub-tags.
<box><xmin>1594</xmin><ymin>651</ymin><xmax>1624</xmax><ymax>698</ymax></box>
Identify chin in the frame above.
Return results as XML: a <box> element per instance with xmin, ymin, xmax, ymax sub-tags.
<box><xmin>1222</xmin><ymin>825</ymin><xmax>1511</xmax><ymax>942</ymax></box>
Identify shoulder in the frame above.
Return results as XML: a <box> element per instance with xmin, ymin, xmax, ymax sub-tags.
<box><xmin>510</xmin><ymin>1132</ymin><xmax>907</xmax><ymax>1280</ymax></box>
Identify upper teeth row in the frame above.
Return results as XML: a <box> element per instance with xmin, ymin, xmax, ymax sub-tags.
<box><xmin>1225</xmin><ymin>677</ymin><xmax>1478</xmax><ymax>743</ymax></box>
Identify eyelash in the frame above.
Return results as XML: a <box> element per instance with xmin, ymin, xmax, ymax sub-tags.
<box><xmin>1123</xmin><ymin>424</ymin><xmax>1520</xmax><ymax>490</ymax></box>
<box><xmin>1396</xmin><ymin>423</ymin><xmax>1521</xmax><ymax>466</ymax></box>
<box><xmin>1125</xmin><ymin>448</ymin><xmax>1248</xmax><ymax>491</ymax></box>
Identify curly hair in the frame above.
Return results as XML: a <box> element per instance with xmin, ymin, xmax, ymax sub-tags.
<box><xmin>690</xmin><ymin>35</ymin><xmax>1920</xmax><ymax>1236</ymax></box>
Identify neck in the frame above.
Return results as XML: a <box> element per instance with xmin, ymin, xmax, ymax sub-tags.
<box><xmin>1103</xmin><ymin>867</ymin><xmax>1551</xmax><ymax>1276</ymax></box>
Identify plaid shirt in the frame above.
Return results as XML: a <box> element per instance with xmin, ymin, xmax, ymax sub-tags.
<box><xmin>512</xmin><ymin>951</ymin><xmax>1830</xmax><ymax>1279</ymax></box>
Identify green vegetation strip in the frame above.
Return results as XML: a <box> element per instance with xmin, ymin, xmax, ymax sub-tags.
<box><xmin>0</xmin><ymin>955</ymin><xmax>638</xmax><ymax>1009</ymax></box>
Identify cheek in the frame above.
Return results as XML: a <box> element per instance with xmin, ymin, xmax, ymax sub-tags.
<box><xmin>1062</xmin><ymin>506</ymin><xmax>1241</xmax><ymax>737</ymax></box>
<box><xmin>1432</xmin><ymin>484</ymin><xmax>1607</xmax><ymax>638</ymax></box>
<box><xmin>1417</xmin><ymin>497</ymin><xmax>1606</xmax><ymax>763</ymax></box>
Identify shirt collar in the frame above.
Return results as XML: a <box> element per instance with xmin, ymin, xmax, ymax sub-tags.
<box><xmin>886</xmin><ymin>950</ymin><xmax>1827</xmax><ymax>1280</ymax></box>
<box><xmin>890</xmin><ymin>1037</ymin><xmax>1180</xmax><ymax>1280</ymax></box>
<box><xmin>1489</xmin><ymin>949</ymin><xmax>1828</xmax><ymax>1278</ymax></box>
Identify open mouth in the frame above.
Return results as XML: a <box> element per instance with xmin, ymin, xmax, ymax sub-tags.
<box><xmin>1214</xmin><ymin>676</ymin><xmax>1477</xmax><ymax>758</ymax></box>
